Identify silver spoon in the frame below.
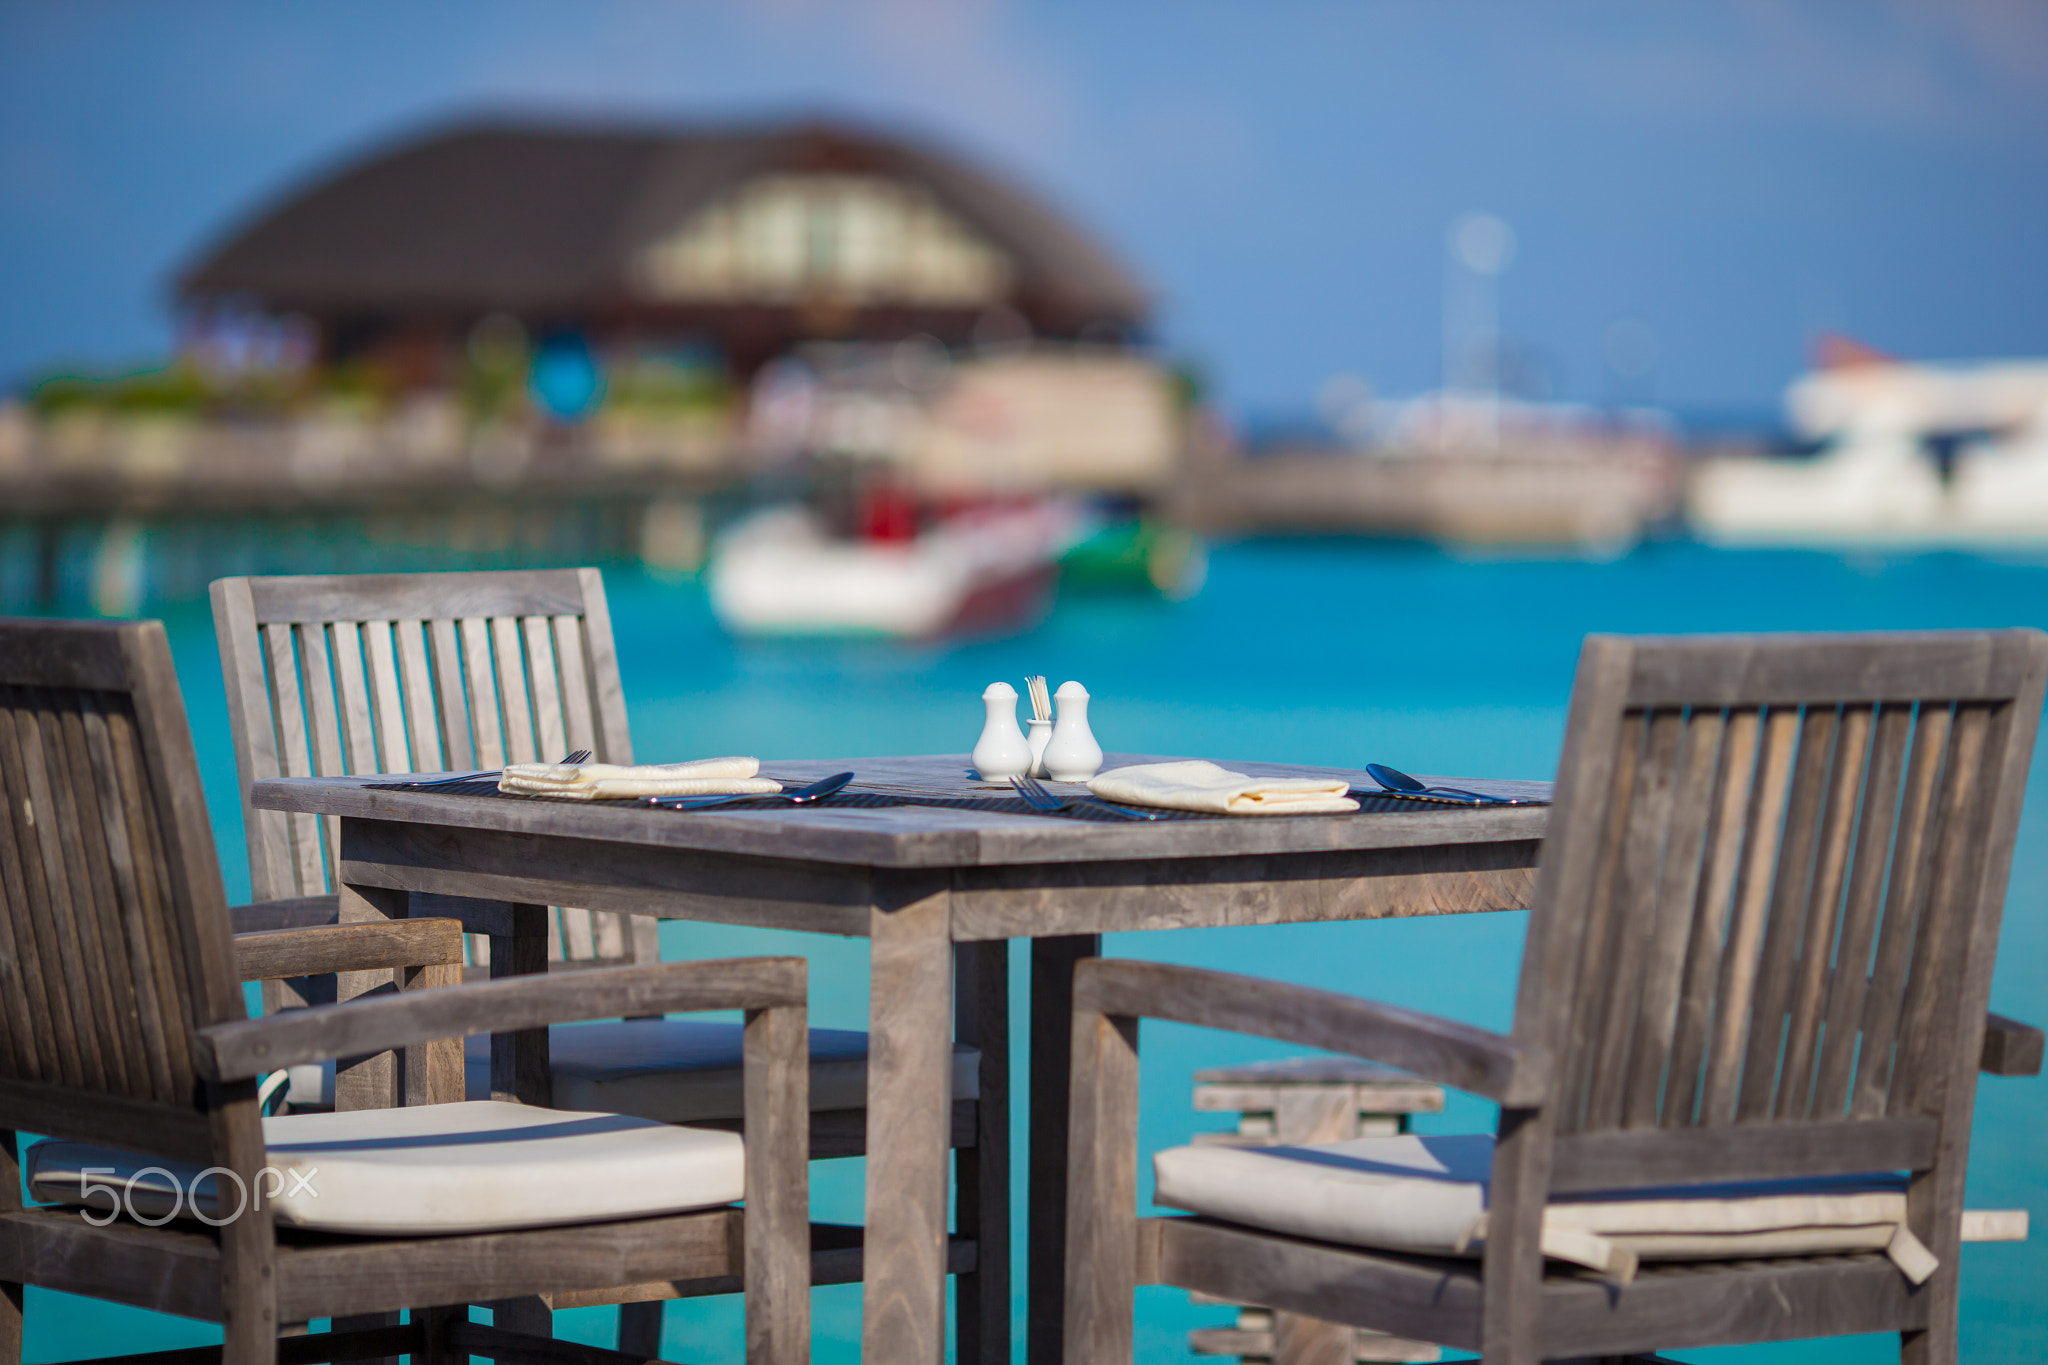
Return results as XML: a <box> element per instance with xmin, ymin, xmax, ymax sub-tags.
<box><xmin>1363</xmin><ymin>763</ymin><xmax>1509</xmax><ymax>804</ymax></box>
<box><xmin>646</xmin><ymin>770</ymin><xmax>855</xmax><ymax>810</ymax></box>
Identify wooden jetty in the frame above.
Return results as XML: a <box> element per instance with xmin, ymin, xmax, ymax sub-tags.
<box><xmin>0</xmin><ymin>410</ymin><xmax>724</xmax><ymax>611</ymax></box>
<box><xmin>1171</xmin><ymin>438</ymin><xmax>1684</xmax><ymax>550</ymax></box>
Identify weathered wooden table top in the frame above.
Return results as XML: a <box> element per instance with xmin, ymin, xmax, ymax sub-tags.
<box><xmin>254</xmin><ymin>753</ymin><xmax>1552</xmax><ymax>870</ymax></box>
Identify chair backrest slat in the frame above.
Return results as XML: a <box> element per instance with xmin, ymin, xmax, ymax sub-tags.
<box><xmin>1773</xmin><ymin>704</ymin><xmax>1873</xmax><ymax>1118</ymax></box>
<box><xmin>362</xmin><ymin>620</ymin><xmax>412</xmax><ymax>774</ymax></box>
<box><xmin>80</xmin><ymin>698</ymin><xmax>180</xmax><ymax>1099</ymax></box>
<box><xmin>1</xmin><ymin>693</ymin><xmax>94</xmax><ymax>1087</ymax></box>
<box><xmin>524</xmin><ymin>616</ymin><xmax>569</xmax><ymax>763</ymax></box>
<box><xmin>489</xmin><ymin>616</ymin><xmax>540</xmax><ymax>766</ymax></box>
<box><xmin>395</xmin><ymin>619</ymin><xmax>444</xmax><ymax>773</ymax></box>
<box><xmin>109</xmin><ymin>696</ymin><xmax>203</xmax><ymax>1103</ymax></box>
<box><xmin>1892</xmin><ymin>702</ymin><xmax>1997</xmax><ymax>1116</ymax></box>
<box><xmin>255</xmin><ymin>621</ymin><xmax>324</xmax><ymax>895</ymax></box>
<box><xmin>554</xmin><ymin>615</ymin><xmax>600</xmax><ymax>761</ymax></box>
<box><xmin>50</xmin><ymin>697</ymin><xmax>141</xmax><ymax>1095</ymax></box>
<box><xmin>1730</xmin><ymin>705</ymin><xmax>1837</xmax><ymax>1123</ymax></box>
<box><xmin>211</xmin><ymin>570</ymin><xmax>646</xmax><ymax>970</ymax></box>
<box><xmin>1552</xmin><ymin>710</ymin><xmax>1639</xmax><ymax>1132</ymax></box>
<box><xmin>328</xmin><ymin>621</ymin><xmax>380</xmax><ymax>774</ymax></box>
<box><xmin>1579</xmin><ymin>709</ymin><xmax>1683</xmax><ymax>1131</ymax></box>
<box><xmin>1849</xmin><ymin>702</ymin><xmax>1955</xmax><ymax>1117</ymax></box>
<box><xmin>427</xmin><ymin>617</ymin><xmax>471</xmax><ymax>769</ymax></box>
<box><xmin>1521</xmin><ymin>632</ymin><xmax>2046</xmax><ymax>1175</ymax></box>
<box><xmin>1694</xmin><ymin>705</ymin><xmax>1799</xmax><ymax>1126</ymax></box>
<box><xmin>1617</xmin><ymin>706</ymin><xmax>1723</xmax><ymax>1128</ymax></box>
<box><xmin>1804</xmin><ymin>702</ymin><xmax>1911</xmax><ymax>1116</ymax></box>
<box><xmin>0</xmin><ymin>620</ymin><xmax>242</xmax><ymax>1125</ymax></box>
<box><xmin>31</xmin><ymin>699</ymin><xmax>122</xmax><ymax>1090</ymax></box>
<box><xmin>1657</xmin><ymin>706</ymin><xmax>1759</xmax><ymax>1127</ymax></box>
<box><xmin>561</xmin><ymin>903</ymin><xmax>597</xmax><ymax>960</ymax></box>
<box><xmin>458</xmin><ymin>617</ymin><xmax>505</xmax><ymax>768</ymax></box>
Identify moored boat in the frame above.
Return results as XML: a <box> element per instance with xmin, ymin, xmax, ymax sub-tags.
<box><xmin>1689</xmin><ymin>339</ymin><xmax>2048</xmax><ymax>546</ymax></box>
<box><xmin>708</xmin><ymin>497</ymin><xmax>1091</xmax><ymax>638</ymax></box>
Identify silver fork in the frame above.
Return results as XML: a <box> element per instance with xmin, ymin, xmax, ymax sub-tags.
<box><xmin>404</xmin><ymin>748</ymin><xmax>592</xmax><ymax>789</ymax></box>
<box><xmin>1010</xmin><ymin>772</ymin><xmax>1164</xmax><ymax>820</ymax></box>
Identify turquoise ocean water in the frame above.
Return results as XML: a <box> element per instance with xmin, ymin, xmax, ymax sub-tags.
<box><xmin>21</xmin><ymin>538</ymin><xmax>2048</xmax><ymax>1362</ymax></box>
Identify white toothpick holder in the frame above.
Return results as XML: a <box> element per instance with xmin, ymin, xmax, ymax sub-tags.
<box><xmin>1026</xmin><ymin>718</ymin><xmax>1054</xmax><ymax>777</ymax></box>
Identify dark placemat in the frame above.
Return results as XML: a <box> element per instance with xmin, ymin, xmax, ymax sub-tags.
<box><xmin>360</xmin><ymin>780</ymin><xmax>1543</xmax><ymax>821</ymax></box>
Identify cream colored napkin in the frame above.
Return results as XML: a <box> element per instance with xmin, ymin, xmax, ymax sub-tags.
<box><xmin>1089</xmin><ymin>760</ymin><xmax>1359</xmax><ymax>816</ymax></box>
<box><xmin>498</xmin><ymin>756</ymin><xmax>782</xmax><ymax>801</ymax></box>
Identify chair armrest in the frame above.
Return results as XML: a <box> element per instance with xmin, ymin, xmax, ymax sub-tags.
<box><xmin>1074</xmin><ymin>959</ymin><xmax>1548</xmax><ymax>1107</ymax></box>
<box><xmin>1982</xmin><ymin>1013</ymin><xmax>2044</xmax><ymax>1077</ymax></box>
<box><xmin>235</xmin><ymin>918</ymin><xmax>466</xmax><ymax>982</ymax></box>
<box><xmin>228</xmin><ymin>894</ymin><xmax>341</xmax><ymax>934</ymax></box>
<box><xmin>194</xmin><ymin>955</ymin><xmax>806</xmax><ymax>1082</ymax></box>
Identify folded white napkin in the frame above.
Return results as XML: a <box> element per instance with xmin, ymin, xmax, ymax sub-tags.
<box><xmin>1089</xmin><ymin>760</ymin><xmax>1359</xmax><ymax>816</ymax></box>
<box><xmin>498</xmin><ymin>756</ymin><xmax>782</xmax><ymax>801</ymax></box>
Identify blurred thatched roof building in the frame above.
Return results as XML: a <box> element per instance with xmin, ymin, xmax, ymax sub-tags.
<box><xmin>179</xmin><ymin>118</ymin><xmax>1150</xmax><ymax>381</ymax></box>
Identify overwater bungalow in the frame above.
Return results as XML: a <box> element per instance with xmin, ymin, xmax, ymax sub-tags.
<box><xmin>176</xmin><ymin>117</ymin><xmax>1152</xmax><ymax>392</ymax></box>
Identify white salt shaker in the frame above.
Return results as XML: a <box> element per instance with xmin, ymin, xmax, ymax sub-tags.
<box><xmin>972</xmin><ymin>682</ymin><xmax>1033</xmax><ymax>781</ymax></box>
<box><xmin>1041</xmin><ymin>680</ymin><xmax>1103</xmax><ymax>782</ymax></box>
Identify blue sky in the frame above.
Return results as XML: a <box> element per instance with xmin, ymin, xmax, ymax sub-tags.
<box><xmin>3</xmin><ymin>0</ymin><xmax>2045</xmax><ymax>421</ymax></box>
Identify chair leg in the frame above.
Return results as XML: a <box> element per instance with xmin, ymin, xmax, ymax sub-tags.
<box><xmin>1901</xmin><ymin>1326</ymin><xmax>1957</xmax><ymax>1365</ymax></box>
<box><xmin>215</xmin><ymin>1104</ymin><xmax>280</xmax><ymax>1365</ymax></box>
<box><xmin>954</xmin><ymin>941</ymin><xmax>1011</xmax><ymax>1365</ymax></box>
<box><xmin>1061</xmin><ymin>1003</ymin><xmax>1140</xmax><ymax>1365</ymax></box>
<box><xmin>0</xmin><ymin>1131</ymin><xmax>19</xmax><ymax>1365</ymax></box>
<box><xmin>617</xmin><ymin>1301</ymin><xmax>665</xmax><ymax>1360</ymax></box>
<box><xmin>1477</xmin><ymin>1107</ymin><xmax>1550</xmax><ymax>1365</ymax></box>
<box><xmin>0</xmin><ymin>1280</ymin><xmax>20</xmax><ymax>1365</ymax></box>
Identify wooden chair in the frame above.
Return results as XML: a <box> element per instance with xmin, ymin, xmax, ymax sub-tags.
<box><xmin>210</xmin><ymin>569</ymin><xmax>997</xmax><ymax>1357</ymax></box>
<box><xmin>1063</xmin><ymin>630</ymin><xmax>2048</xmax><ymax>1364</ymax></box>
<box><xmin>0</xmin><ymin>617</ymin><xmax>810</xmax><ymax>1365</ymax></box>
<box><xmin>211</xmin><ymin>568</ymin><xmax>647</xmax><ymax>996</ymax></box>
<box><xmin>211</xmin><ymin>568</ymin><xmax>982</xmax><ymax>1110</ymax></box>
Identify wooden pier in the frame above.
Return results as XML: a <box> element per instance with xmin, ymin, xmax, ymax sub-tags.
<box><xmin>0</xmin><ymin>412</ymin><xmax>724</xmax><ymax>610</ymax></box>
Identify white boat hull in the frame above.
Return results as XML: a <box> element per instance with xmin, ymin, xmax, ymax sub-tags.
<box><xmin>708</xmin><ymin>503</ymin><xmax>1084</xmax><ymax>638</ymax></box>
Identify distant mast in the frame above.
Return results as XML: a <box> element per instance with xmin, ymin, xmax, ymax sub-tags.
<box><xmin>1444</xmin><ymin>212</ymin><xmax>1515</xmax><ymax>449</ymax></box>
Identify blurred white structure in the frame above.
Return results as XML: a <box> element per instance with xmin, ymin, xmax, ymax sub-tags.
<box><xmin>708</xmin><ymin>498</ymin><xmax>1090</xmax><ymax>638</ymax></box>
<box><xmin>1180</xmin><ymin>389</ymin><xmax>1682</xmax><ymax>551</ymax></box>
<box><xmin>1691</xmin><ymin>340</ymin><xmax>2048</xmax><ymax>544</ymax></box>
<box><xmin>746</xmin><ymin>345</ymin><xmax>1182</xmax><ymax>493</ymax></box>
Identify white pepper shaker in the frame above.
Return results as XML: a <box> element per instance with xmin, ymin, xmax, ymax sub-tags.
<box><xmin>972</xmin><ymin>682</ymin><xmax>1032</xmax><ymax>781</ymax></box>
<box><xmin>1041</xmin><ymin>680</ymin><xmax>1103</xmax><ymax>782</ymax></box>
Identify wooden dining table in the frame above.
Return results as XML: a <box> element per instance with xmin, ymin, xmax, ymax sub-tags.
<box><xmin>253</xmin><ymin>754</ymin><xmax>1553</xmax><ymax>1365</ymax></box>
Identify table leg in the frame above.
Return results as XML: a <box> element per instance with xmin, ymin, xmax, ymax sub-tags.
<box><xmin>954</xmin><ymin>940</ymin><xmax>1011</xmax><ymax>1365</ymax></box>
<box><xmin>861</xmin><ymin>872</ymin><xmax>954</xmax><ymax>1365</ymax></box>
<box><xmin>489</xmin><ymin>903</ymin><xmax>553</xmax><ymax>1106</ymax></box>
<box><xmin>1027</xmin><ymin>933</ymin><xmax>1100</xmax><ymax>1365</ymax></box>
<box><xmin>334</xmin><ymin>881</ymin><xmax>408</xmax><ymax>1112</ymax></box>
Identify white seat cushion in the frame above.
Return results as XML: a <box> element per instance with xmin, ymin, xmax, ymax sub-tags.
<box><xmin>286</xmin><ymin>1021</ymin><xmax>980</xmax><ymax>1120</ymax></box>
<box><xmin>27</xmin><ymin>1100</ymin><xmax>743</xmax><ymax>1235</ymax></box>
<box><xmin>1154</xmin><ymin>1133</ymin><xmax>1930</xmax><ymax>1283</ymax></box>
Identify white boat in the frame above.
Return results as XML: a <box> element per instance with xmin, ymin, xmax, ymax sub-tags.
<box><xmin>1690</xmin><ymin>340</ymin><xmax>2048</xmax><ymax>546</ymax></box>
<box><xmin>708</xmin><ymin>498</ymin><xmax>1091</xmax><ymax>638</ymax></box>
